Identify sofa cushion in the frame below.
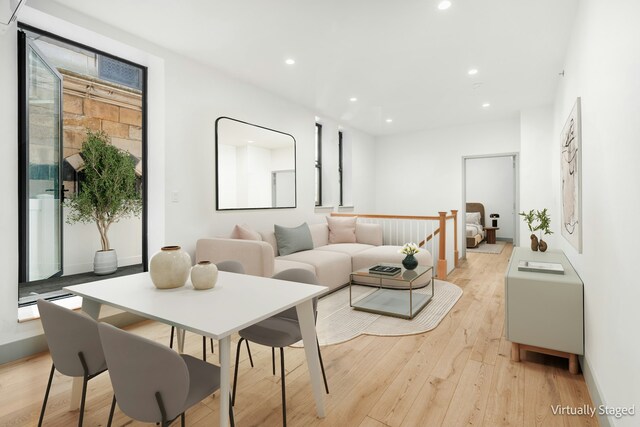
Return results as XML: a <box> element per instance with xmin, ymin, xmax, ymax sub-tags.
<box><xmin>355</xmin><ymin>223</ymin><xmax>383</xmax><ymax>246</ymax></box>
<box><xmin>309</xmin><ymin>223</ymin><xmax>329</xmax><ymax>248</ymax></box>
<box><xmin>230</xmin><ymin>224</ymin><xmax>262</xmax><ymax>241</ymax></box>
<box><xmin>260</xmin><ymin>231</ymin><xmax>278</xmax><ymax>256</ymax></box>
<box><xmin>274</xmin><ymin>223</ymin><xmax>314</xmax><ymax>256</ymax></box>
<box><xmin>277</xmin><ymin>250</ymin><xmax>352</xmax><ymax>290</ymax></box>
<box><xmin>326</xmin><ymin>216</ymin><xmax>357</xmax><ymax>243</ymax></box>
<box><xmin>315</xmin><ymin>243</ymin><xmax>374</xmax><ymax>257</ymax></box>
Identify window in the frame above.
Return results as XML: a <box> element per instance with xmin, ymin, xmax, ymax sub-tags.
<box><xmin>315</xmin><ymin>123</ymin><xmax>322</xmax><ymax>206</ymax></box>
<box><xmin>338</xmin><ymin>131</ymin><xmax>343</xmax><ymax>206</ymax></box>
<box><xmin>17</xmin><ymin>24</ymin><xmax>148</xmax><ymax>307</ymax></box>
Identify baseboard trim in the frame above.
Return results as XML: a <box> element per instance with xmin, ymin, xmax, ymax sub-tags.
<box><xmin>0</xmin><ymin>311</ymin><xmax>144</xmax><ymax>365</ymax></box>
<box><xmin>580</xmin><ymin>356</ymin><xmax>612</xmax><ymax>427</ymax></box>
<box><xmin>496</xmin><ymin>237</ymin><xmax>514</xmax><ymax>242</ymax></box>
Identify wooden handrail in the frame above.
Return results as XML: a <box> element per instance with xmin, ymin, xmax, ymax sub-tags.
<box><xmin>418</xmin><ymin>228</ymin><xmax>441</xmax><ymax>247</ymax></box>
<box><xmin>331</xmin><ymin>212</ymin><xmax>444</xmax><ymax>221</ymax></box>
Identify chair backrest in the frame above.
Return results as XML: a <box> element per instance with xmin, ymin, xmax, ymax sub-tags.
<box><xmin>97</xmin><ymin>323</ymin><xmax>190</xmax><ymax>423</ymax></box>
<box><xmin>272</xmin><ymin>269</ymin><xmax>320</xmax><ymax>321</ymax></box>
<box><xmin>37</xmin><ymin>299</ymin><xmax>106</xmax><ymax>377</ymax></box>
<box><xmin>216</xmin><ymin>260</ymin><xmax>245</xmax><ymax>274</ymax></box>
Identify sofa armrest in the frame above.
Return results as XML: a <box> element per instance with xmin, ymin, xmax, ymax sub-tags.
<box><xmin>195</xmin><ymin>238</ymin><xmax>275</xmax><ymax>277</ymax></box>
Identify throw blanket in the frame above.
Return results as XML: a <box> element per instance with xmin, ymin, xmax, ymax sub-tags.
<box><xmin>466</xmin><ymin>223</ymin><xmax>484</xmax><ymax>238</ymax></box>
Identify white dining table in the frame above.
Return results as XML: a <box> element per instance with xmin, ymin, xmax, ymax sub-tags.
<box><xmin>63</xmin><ymin>271</ymin><xmax>327</xmax><ymax>426</ymax></box>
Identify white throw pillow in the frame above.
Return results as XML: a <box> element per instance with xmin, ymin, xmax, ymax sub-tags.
<box><xmin>230</xmin><ymin>224</ymin><xmax>262</xmax><ymax>241</ymax></box>
<box><xmin>466</xmin><ymin>212</ymin><xmax>481</xmax><ymax>225</ymax></box>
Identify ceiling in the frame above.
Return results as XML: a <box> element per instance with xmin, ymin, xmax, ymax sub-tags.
<box><xmin>51</xmin><ymin>0</ymin><xmax>579</xmax><ymax>136</ymax></box>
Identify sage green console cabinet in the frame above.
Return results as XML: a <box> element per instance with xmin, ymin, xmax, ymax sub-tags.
<box><xmin>505</xmin><ymin>247</ymin><xmax>584</xmax><ymax>373</ymax></box>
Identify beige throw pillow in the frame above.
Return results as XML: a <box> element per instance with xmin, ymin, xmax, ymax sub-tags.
<box><xmin>230</xmin><ymin>224</ymin><xmax>262</xmax><ymax>241</ymax></box>
<box><xmin>326</xmin><ymin>216</ymin><xmax>357</xmax><ymax>244</ymax></box>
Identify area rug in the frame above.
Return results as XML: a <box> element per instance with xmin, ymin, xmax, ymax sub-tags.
<box><xmin>293</xmin><ymin>280</ymin><xmax>463</xmax><ymax>347</ymax></box>
<box><xmin>467</xmin><ymin>240</ymin><xmax>506</xmax><ymax>254</ymax></box>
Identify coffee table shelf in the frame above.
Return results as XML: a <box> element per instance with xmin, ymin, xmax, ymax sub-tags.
<box><xmin>349</xmin><ymin>263</ymin><xmax>434</xmax><ymax>319</ymax></box>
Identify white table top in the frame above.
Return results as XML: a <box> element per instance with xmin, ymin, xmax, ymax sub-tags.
<box><xmin>64</xmin><ymin>271</ymin><xmax>327</xmax><ymax>340</ymax></box>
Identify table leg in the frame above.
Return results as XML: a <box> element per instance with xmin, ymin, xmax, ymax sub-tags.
<box><xmin>511</xmin><ymin>342</ymin><xmax>521</xmax><ymax>362</ymax></box>
<box><xmin>296</xmin><ymin>299</ymin><xmax>326</xmax><ymax>418</ymax></box>
<box><xmin>176</xmin><ymin>328</ymin><xmax>186</xmax><ymax>353</ymax></box>
<box><xmin>70</xmin><ymin>299</ymin><xmax>102</xmax><ymax>410</ymax></box>
<box><xmin>218</xmin><ymin>336</ymin><xmax>231</xmax><ymax>427</ymax></box>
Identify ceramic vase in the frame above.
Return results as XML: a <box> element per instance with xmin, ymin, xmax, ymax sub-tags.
<box><xmin>191</xmin><ymin>261</ymin><xmax>218</xmax><ymax>290</ymax></box>
<box><xmin>530</xmin><ymin>234</ymin><xmax>539</xmax><ymax>251</ymax></box>
<box><xmin>149</xmin><ymin>246</ymin><xmax>191</xmax><ymax>289</ymax></box>
<box><xmin>402</xmin><ymin>254</ymin><xmax>418</xmax><ymax>270</ymax></box>
<box><xmin>538</xmin><ymin>239</ymin><xmax>548</xmax><ymax>252</ymax></box>
<box><xmin>94</xmin><ymin>249</ymin><xmax>117</xmax><ymax>275</ymax></box>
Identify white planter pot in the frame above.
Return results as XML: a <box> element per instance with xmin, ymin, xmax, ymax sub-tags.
<box><xmin>94</xmin><ymin>249</ymin><xmax>118</xmax><ymax>275</ymax></box>
<box><xmin>149</xmin><ymin>246</ymin><xmax>191</xmax><ymax>289</ymax></box>
<box><xmin>190</xmin><ymin>261</ymin><xmax>218</xmax><ymax>290</ymax></box>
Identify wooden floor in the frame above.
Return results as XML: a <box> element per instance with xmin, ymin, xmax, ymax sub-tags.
<box><xmin>0</xmin><ymin>244</ymin><xmax>597</xmax><ymax>426</ymax></box>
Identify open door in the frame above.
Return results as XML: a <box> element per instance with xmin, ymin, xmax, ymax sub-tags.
<box><xmin>18</xmin><ymin>31</ymin><xmax>64</xmax><ymax>282</ymax></box>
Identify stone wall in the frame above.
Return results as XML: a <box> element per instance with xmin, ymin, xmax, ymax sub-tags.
<box><xmin>61</xmin><ymin>71</ymin><xmax>142</xmax><ymax>191</ymax></box>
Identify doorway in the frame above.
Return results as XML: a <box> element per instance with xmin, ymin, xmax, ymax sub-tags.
<box><xmin>461</xmin><ymin>153</ymin><xmax>519</xmax><ymax>258</ymax></box>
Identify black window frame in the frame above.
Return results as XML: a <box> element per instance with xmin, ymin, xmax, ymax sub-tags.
<box><xmin>338</xmin><ymin>130</ymin><xmax>344</xmax><ymax>207</ymax></box>
<box><xmin>315</xmin><ymin>123</ymin><xmax>322</xmax><ymax>206</ymax></box>
<box><xmin>17</xmin><ymin>23</ymin><xmax>149</xmax><ymax>286</ymax></box>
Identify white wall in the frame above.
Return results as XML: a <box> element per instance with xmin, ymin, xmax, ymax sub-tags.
<box><xmin>519</xmin><ymin>106</ymin><xmax>557</xmax><ymax>246</ymax></box>
<box><xmin>466</xmin><ymin>156</ymin><xmax>515</xmax><ymax>240</ymax></box>
<box><xmin>0</xmin><ymin>1</ymin><xmax>376</xmax><ymax>348</ymax></box>
<box><xmin>549</xmin><ymin>1</ymin><xmax>640</xmax><ymax>425</ymax></box>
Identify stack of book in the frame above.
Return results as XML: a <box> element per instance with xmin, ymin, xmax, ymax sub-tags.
<box><xmin>368</xmin><ymin>265</ymin><xmax>401</xmax><ymax>276</ymax></box>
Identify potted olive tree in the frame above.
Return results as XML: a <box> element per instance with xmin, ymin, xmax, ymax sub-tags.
<box><xmin>66</xmin><ymin>130</ymin><xmax>142</xmax><ymax>275</ymax></box>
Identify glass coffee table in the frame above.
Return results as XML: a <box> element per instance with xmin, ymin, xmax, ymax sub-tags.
<box><xmin>349</xmin><ymin>263</ymin><xmax>434</xmax><ymax>319</ymax></box>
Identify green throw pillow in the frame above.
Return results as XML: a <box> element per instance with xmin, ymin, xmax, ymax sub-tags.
<box><xmin>274</xmin><ymin>223</ymin><xmax>314</xmax><ymax>256</ymax></box>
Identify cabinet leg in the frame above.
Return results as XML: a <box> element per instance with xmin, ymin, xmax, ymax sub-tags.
<box><xmin>511</xmin><ymin>343</ymin><xmax>520</xmax><ymax>362</ymax></box>
<box><xmin>569</xmin><ymin>354</ymin><xmax>579</xmax><ymax>374</ymax></box>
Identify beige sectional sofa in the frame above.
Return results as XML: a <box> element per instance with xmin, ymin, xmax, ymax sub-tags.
<box><xmin>196</xmin><ymin>222</ymin><xmax>433</xmax><ymax>293</ymax></box>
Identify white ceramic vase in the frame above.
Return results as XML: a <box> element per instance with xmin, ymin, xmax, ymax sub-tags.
<box><xmin>190</xmin><ymin>261</ymin><xmax>218</xmax><ymax>290</ymax></box>
<box><xmin>94</xmin><ymin>249</ymin><xmax>117</xmax><ymax>275</ymax></box>
<box><xmin>149</xmin><ymin>246</ymin><xmax>192</xmax><ymax>289</ymax></box>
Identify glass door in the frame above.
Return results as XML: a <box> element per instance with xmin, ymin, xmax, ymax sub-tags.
<box><xmin>19</xmin><ymin>33</ymin><xmax>63</xmax><ymax>282</ymax></box>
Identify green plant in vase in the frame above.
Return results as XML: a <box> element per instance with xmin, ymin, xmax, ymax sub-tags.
<box><xmin>65</xmin><ymin>130</ymin><xmax>142</xmax><ymax>274</ymax></box>
<box><xmin>519</xmin><ymin>208</ymin><xmax>553</xmax><ymax>252</ymax></box>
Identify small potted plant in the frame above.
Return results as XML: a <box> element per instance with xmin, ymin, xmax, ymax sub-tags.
<box><xmin>65</xmin><ymin>130</ymin><xmax>142</xmax><ymax>275</ymax></box>
<box><xmin>399</xmin><ymin>242</ymin><xmax>420</xmax><ymax>270</ymax></box>
<box><xmin>519</xmin><ymin>209</ymin><xmax>553</xmax><ymax>252</ymax></box>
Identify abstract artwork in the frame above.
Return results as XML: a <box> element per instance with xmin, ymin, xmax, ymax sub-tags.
<box><xmin>560</xmin><ymin>98</ymin><xmax>582</xmax><ymax>253</ymax></box>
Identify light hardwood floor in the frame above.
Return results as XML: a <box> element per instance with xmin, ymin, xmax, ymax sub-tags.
<box><xmin>0</xmin><ymin>244</ymin><xmax>597</xmax><ymax>426</ymax></box>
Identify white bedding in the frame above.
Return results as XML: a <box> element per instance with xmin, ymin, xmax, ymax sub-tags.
<box><xmin>466</xmin><ymin>223</ymin><xmax>484</xmax><ymax>238</ymax></box>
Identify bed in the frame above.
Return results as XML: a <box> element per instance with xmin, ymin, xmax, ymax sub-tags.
<box><xmin>466</xmin><ymin>202</ymin><xmax>486</xmax><ymax>248</ymax></box>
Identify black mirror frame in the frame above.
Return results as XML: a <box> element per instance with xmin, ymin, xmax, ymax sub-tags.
<box><xmin>215</xmin><ymin>116</ymin><xmax>297</xmax><ymax>211</ymax></box>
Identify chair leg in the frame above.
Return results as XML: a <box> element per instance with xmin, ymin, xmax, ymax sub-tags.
<box><xmin>78</xmin><ymin>375</ymin><xmax>89</xmax><ymax>427</ymax></box>
<box><xmin>107</xmin><ymin>395</ymin><xmax>116</xmax><ymax>427</ymax></box>
<box><xmin>181</xmin><ymin>412</ymin><xmax>185</xmax><ymax>427</ymax></box>
<box><xmin>272</xmin><ymin>347</ymin><xmax>276</xmax><ymax>375</ymax></box>
<box><xmin>280</xmin><ymin>347</ymin><xmax>287</xmax><ymax>427</ymax></box>
<box><xmin>317</xmin><ymin>338</ymin><xmax>329</xmax><ymax>394</ymax></box>
<box><xmin>37</xmin><ymin>364</ymin><xmax>55</xmax><ymax>427</ymax></box>
<box><xmin>232</xmin><ymin>338</ymin><xmax>243</xmax><ymax>406</ymax></box>
<box><xmin>169</xmin><ymin>326</ymin><xmax>175</xmax><ymax>349</ymax></box>
<box><xmin>202</xmin><ymin>336</ymin><xmax>207</xmax><ymax>361</ymax></box>
<box><xmin>229</xmin><ymin>393</ymin><xmax>235</xmax><ymax>427</ymax></box>
<box><xmin>245</xmin><ymin>339</ymin><xmax>254</xmax><ymax>367</ymax></box>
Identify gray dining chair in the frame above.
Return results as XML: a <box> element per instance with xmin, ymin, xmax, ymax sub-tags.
<box><xmin>37</xmin><ymin>299</ymin><xmax>108</xmax><ymax>427</ymax></box>
<box><xmin>169</xmin><ymin>260</ymin><xmax>251</xmax><ymax>363</ymax></box>
<box><xmin>232</xmin><ymin>268</ymin><xmax>329</xmax><ymax>427</ymax></box>
<box><xmin>98</xmin><ymin>322</ymin><xmax>235</xmax><ymax>427</ymax></box>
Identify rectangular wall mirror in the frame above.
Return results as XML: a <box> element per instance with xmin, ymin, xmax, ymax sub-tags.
<box><xmin>216</xmin><ymin>117</ymin><xmax>296</xmax><ymax>210</ymax></box>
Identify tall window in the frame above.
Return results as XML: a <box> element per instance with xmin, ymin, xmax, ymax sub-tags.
<box><xmin>315</xmin><ymin>123</ymin><xmax>322</xmax><ymax>206</ymax></box>
<box><xmin>17</xmin><ymin>24</ymin><xmax>147</xmax><ymax>307</ymax></box>
<box><xmin>338</xmin><ymin>131</ymin><xmax>343</xmax><ymax>206</ymax></box>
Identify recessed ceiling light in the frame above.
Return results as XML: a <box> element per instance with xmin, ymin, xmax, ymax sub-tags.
<box><xmin>386</xmin><ymin>118</ymin><xmax>393</xmax><ymax>123</ymax></box>
<box><xmin>285</xmin><ymin>58</ymin><xmax>295</xmax><ymax>65</ymax></box>
<box><xmin>482</xmin><ymin>103</ymin><xmax>491</xmax><ymax>108</ymax></box>
<box><xmin>349</xmin><ymin>97</ymin><xmax>358</xmax><ymax>102</ymax></box>
<box><xmin>438</xmin><ymin>1</ymin><xmax>452</xmax><ymax>10</ymax></box>
<box><xmin>468</xmin><ymin>68</ymin><xmax>478</xmax><ymax>75</ymax></box>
